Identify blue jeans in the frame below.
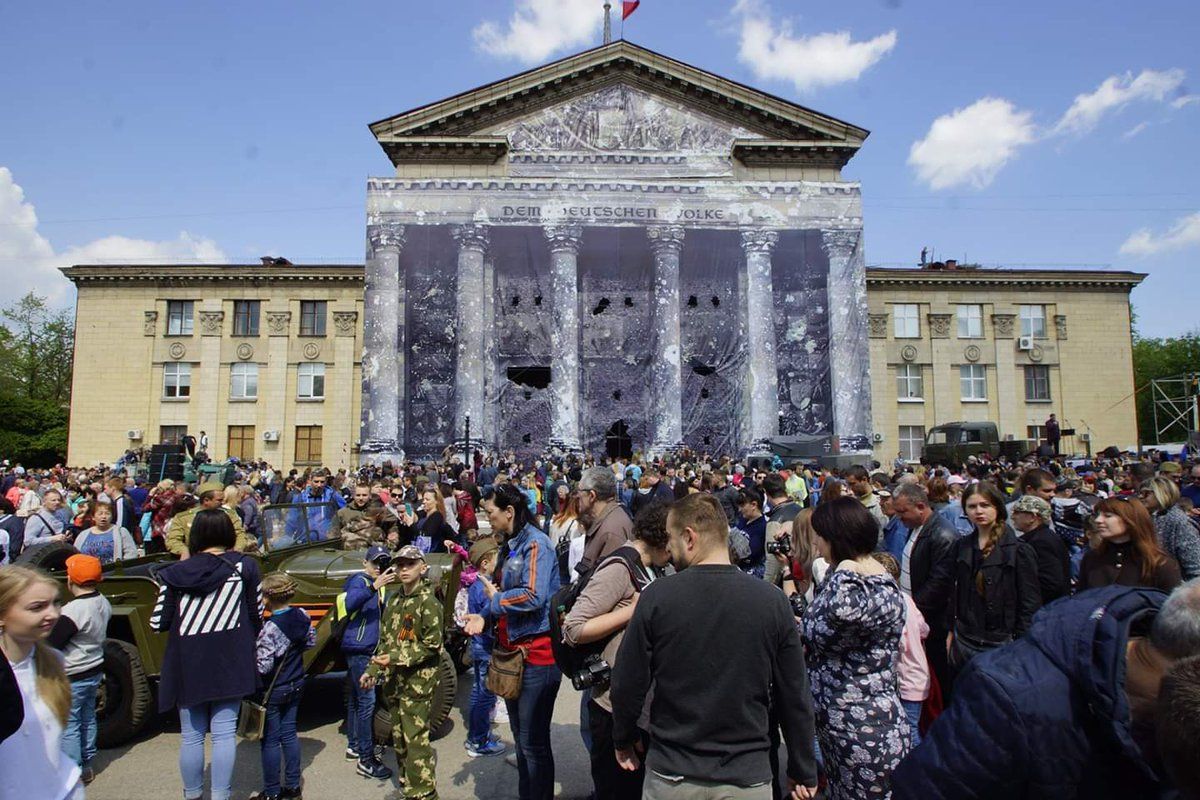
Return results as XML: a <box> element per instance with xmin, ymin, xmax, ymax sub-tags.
<box><xmin>63</xmin><ymin>672</ymin><xmax>102</xmax><ymax>766</ymax></box>
<box><xmin>261</xmin><ymin>682</ymin><xmax>303</xmax><ymax>795</ymax></box>
<box><xmin>179</xmin><ymin>699</ymin><xmax>239</xmax><ymax>800</ymax></box>
<box><xmin>345</xmin><ymin>654</ymin><xmax>376</xmax><ymax>759</ymax></box>
<box><xmin>468</xmin><ymin>658</ymin><xmax>497</xmax><ymax>747</ymax></box>
<box><xmin>902</xmin><ymin>699</ymin><xmax>923</xmax><ymax>748</ymax></box>
<box><xmin>506</xmin><ymin>662</ymin><xmax>561</xmax><ymax>800</ymax></box>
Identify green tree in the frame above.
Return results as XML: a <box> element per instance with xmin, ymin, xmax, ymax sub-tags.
<box><xmin>1132</xmin><ymin>329</ymin><xmax>1200</xmax><ymax>445</ymax></box>
<box><xmin>0</xmin><ymin>292</ymin><xmax>74</xmax><ymax>465</ymax></box>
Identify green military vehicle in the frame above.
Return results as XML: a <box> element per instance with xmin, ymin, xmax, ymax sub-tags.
<box><xmin>923</xmin><ymin>421</ymin><xmax>1036</xmax><ymax>466</ymax></box>
<box><xmin>15</xmin><ymin>501</ymin><xmax>464</xmax><ymax>748</ymax></box>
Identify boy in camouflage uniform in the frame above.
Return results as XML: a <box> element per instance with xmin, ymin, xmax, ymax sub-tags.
<box><xmin>361</xmin><ymin>545</ymin><xmax>443</xmax><ymax>800</ymax></box>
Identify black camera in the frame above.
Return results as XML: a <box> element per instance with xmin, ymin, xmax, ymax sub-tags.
<box><xmin>766</xmin><ymin>534</ymin><xmax>792</xmax><ymax>557</ymax></box>
<box><xmin>571</xmin><ymin>653</ymin><xmax>612</xmax><ymax>691</ymax></box>
<box><xmin>787</xmin><ymin>592</ymin><xmax>808</xmax><ymax>618</ymax></box>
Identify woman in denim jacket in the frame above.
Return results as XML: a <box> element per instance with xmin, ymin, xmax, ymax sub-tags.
<box><xmin>464</xmin><ymin>483</ymin><xmax>561</xmax><ymax>800</ymax></box>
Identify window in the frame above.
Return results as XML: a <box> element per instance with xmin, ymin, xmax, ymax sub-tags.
<box><xmin>299</xmin><ymin>301</ymin><xmax>327</xmax><ymax>336</ymax></box>
<box><xmin>899</xmin><ymin>425</ymin><xmax>926</xmax><ymax>461</ymax></box>
<box><xmin>298</xmin><ymin>363</ymin><xmax>325</xmax><ymax>399</ymax></box>
<box><xmin>295</xmin><ymin>426</ymin><xmax>322</xmax><ymax>465</ymax></box>
<box><xmin>227</xmin><ymin>426</ymin><xmax>255</xmax><ymax>461</ymax></box>
<box><xmin>960</xmin><ymin>365</ymin><xmax>987</xmax><ymax>401</ymax></box>
<box><xmin>163</xmin><ymin>363</ymin><xmax>191</xmax><ymax>398</ymax></box>
<box><xmin>893</xmin><ymin>304</ymin><xmax>919</xmax><ymax>338</ymax></box>
<box><xmin>1020</xmin><ymin>305</ymin><xmax>1046</xmax><ymax>338</ymax></box>
<box><xmin>1025</xmin><ymin>365</ymin><xmax>1051</xmax><ymax>401</ymax></box>
<box><xmin>230</xmin><ymin>362</ymin><xmax>258</xmax><ymax>399</ymax></box>
<box><xmin>232</xmin><ymin>301</ymin><xmax>260</xmax><ymax>336</ymax></box>
<box><xmin>896</xmin><ymin>364</ymin><xmax>924</xmax><ymax>400</ymax></box>
<box><xmin>1027</xmin><ymin>425</ymin><xmax>1046</xmax><ymax>441</ymax></box>
<box><xmin>166</xmin><ymin>301</ymin><xmax>194</xmax><ymax>335</ymax></box>
<box><xmin>957</xmin><ymin>305</ymin><xmax>983</xmax><ymax>338</ymax></box>
<box><xmin>159</xmin><ymin>425</ymin><xmax>187</xmax><ymax>445</ymax></box>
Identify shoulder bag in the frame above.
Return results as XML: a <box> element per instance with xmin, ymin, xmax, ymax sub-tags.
<box><xmin>237</xmin><ymin>639</ymin><xmax>297</xmax><ymax>741</ymax></box>
<box><xmin>486</xmin><ymin>645</ymin><xmax>525</xmax><ymax>701</ymax></box>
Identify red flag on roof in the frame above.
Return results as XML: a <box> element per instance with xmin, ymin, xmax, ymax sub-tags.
<box><xmin>622</xmin><ymin>0</ymin><xmax>640</xmax><ymax>20</ymax></box>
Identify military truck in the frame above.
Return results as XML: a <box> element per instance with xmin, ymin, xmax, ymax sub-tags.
<box><xmin>923</xmin><ymin>421</ymin><xmax>1035</xmax><ymax>466</ymax></box>
<box><xmin>16</xmin><ymin>501</ymin><xmax>464</xmax><ymax>748</ymax></box>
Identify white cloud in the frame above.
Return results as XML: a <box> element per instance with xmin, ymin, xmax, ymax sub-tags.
<box><xmin>1119</xmin><ymin>212</ymin><xmax>1200</xmax><ymax>257</ymax></box>
<box><xmin>733</xmin><ymin>0</ymin><xmax>896</xmax><ymax>93</ymax></box>
<box><xmin>1052</xmin><ymin>68</ymin><xmax>1187</xmax><ymax>136</ymax></box>
<box><xmin>1121</xmin><ymin>121</ymin><xmax>1151</xmax><ymax>139</ymax></box>
<box><xmin>473</xmin><ymin>0</ymin><xmax>603</xmax><ymax>64</ymax></box>
<box><xmin>907</xmin><ymin>98</ymin><xmax>1036</xmax><ymax>191</ymax></box>
<box><xmin>0</xmin><ymin>166</ymin><xmax>226</xmax><ymax>305</ymax></box>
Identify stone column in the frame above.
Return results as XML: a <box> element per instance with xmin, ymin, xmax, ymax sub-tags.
<box><xmin>741</xmin><ymin>230</ymin><xmax>780</xmax><ymax>450</ymax></box>
<box><xmin>822</xmin><ymin>229</ymin><xmax>873</xmax><ymax>446</ymax></box>
<box><xmin>647</xmin><ymin>225</ymin><xmax>686</xmax><ymax>457</ymax></box>
<box><xmin>360</xmin><ymin>223</ymin><xmax>405</xmax><ymax>465</ymax></box>
<box><xmin>544</xmin><ymin>224</ymin><xmax>583</xmax><ymax>453</ymax></box>
<box><xmin>482</xmin><ymin>256</ymin><xmax>498</xmax><ymax>452</ymax></box>
<box><xmin>452</xmin><ymin>224</ymin><xmax>490</xmax><ymax>453</ymax></box>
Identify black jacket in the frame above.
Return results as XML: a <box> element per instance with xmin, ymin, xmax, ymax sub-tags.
<box><xmin>908</xmin><ymin>511</ymin><xmax>959</xmax><ymax>628</ymax></box>
<box><xmin>0</xmin><ymin>653</ymin><xmax>21</xmax><ymax>744</ymax></box>
<box><xmin>949</xmin><ymin>527</ymin><xmax>1042</xmax><ymax>643</ymax></box>
<box><xmin>894</xmin><ymin>587</ymin><xmax>1169</xmax><ymax>800</ymax></box>
<box><xmin>1020</xmin><ymin>524</ymin><xmax>1070</xmax><ymax>603</ymax></box>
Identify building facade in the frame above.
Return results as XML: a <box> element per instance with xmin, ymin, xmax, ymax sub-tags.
<box><xmin>360</xmin><ymin>41</ymin><xmax>873</xmax><ymax>462</ymax></box>
<box><xmin>63</xmin><ymin>264</ymin><xmax>364</xmax><ymax>470</ymax></box>
<box><xmin>63</xmin><ymin>263</ymin><xmax>1143</xmax><ymax>469</ymax></box>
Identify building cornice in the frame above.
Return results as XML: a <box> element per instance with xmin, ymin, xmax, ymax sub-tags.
<box><xmin>61</xmin><ymin>265</ymin><xmax>365</xmax><ymax>285</ymax></box>
<box><xmin>866</xmin><ymin>268</ymin><xmax>1146</xmax><ymax>290</ymax></box>
<box><xmin>732</xmin><ymin>140</ymin><xmax>858</xmax><ymax>169</ymax></box>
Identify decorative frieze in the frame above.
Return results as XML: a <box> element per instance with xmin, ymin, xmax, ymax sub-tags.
<box><xmin>992</xmin><ymin>313</ymin><xmax>1016</xmax><ymax>339</ymax></box>
<box><xmin>868</xmin><ymin>313</ymin><xmax>889</xmax><ymax>339</ymax></box>
<box><xmin>199</xmin><ymin>310</ymin><xmax>224</xmax><ymax>336</ymax></box>
<box><xmin>928</xmin><ymin>314</ymin><xmax>952</xmax><ymax>339</ymax></box>
<box><xmin>333</xmin><ymin>311</ymin><xmax>358</xmax><ymax>336</ymax></box>
<box><xmin>266</xmin><ymin>311</ymin><xmax>291</xmax><ymax>336</ymax></box>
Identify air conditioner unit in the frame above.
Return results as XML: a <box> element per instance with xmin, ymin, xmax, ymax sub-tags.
<box><xmin>872</xmin><ymin>432</ymin><xmax>884</xmax><ymax>443</ymax></box>
<box><xmin>126</xmin><ymin>429</ymin><xmax>143</xmax><ymax>441</ymax></box>
<box><xmin>262</xmin><ymin>430</ymin><xmax>281</xmax><ymax>442</ymax></box>
<box><xmin>1017</xmin><ymin>336</ymin><xmax>1035</xmax><ymax>351</ymax></box>
<box><xmin>1081</xmin><ymin>432</ymin><xmax>1091</xmax><ymax>442</ymax></box>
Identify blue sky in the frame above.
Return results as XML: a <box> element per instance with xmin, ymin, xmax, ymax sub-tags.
<box><xmin>1</xmin><ymin>0</ymin><xmax>1197</xmax><ymax>337</ymax></box>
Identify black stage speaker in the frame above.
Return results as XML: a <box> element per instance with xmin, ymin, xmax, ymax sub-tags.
<box><xmin>149</xmin><ymin>444</ymin><xmax>185</xmax><ymax>483</ymax></box>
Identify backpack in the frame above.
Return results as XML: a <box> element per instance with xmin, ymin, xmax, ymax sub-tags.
<box><xmin>455</xmin><ymin>492</ymin><xmax>477</xmax><ymax>532</ymax></box>
<box><xmin>548</xmin><ymin>546</ymin><xmax>647</xmax><ymax>682</ymax></box>
<box><xmin>328</xmin><ymin>574</ymin><xmax>382</xmax><ymax>647</ymax></box>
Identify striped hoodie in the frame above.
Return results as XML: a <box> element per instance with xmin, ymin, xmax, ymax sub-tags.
<box><xmin>150</xmin><ymin>550</ymin><xmax>262</xmax><ymax>711</ymax></box>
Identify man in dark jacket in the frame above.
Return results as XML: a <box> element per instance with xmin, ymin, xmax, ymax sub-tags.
<box><xmin>891</xmin><ymin>483</ymin><xmax>959</xmax><ymax>692</ymax></box>
<box><xmin>1010</xmin><ymin>495</ymin><xmax>1070</xmax><ymax>603</ymax></box>
<box><xmin>894</xmin><ymin>581</ymin><xmax>1200</xmax><ymax>799</ymax></box>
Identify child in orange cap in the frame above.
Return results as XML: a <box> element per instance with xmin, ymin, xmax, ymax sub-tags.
<box><xmin>48</xmin><ymin>554</ymin><xmax>112</xmax><ymax>784</ymax></box>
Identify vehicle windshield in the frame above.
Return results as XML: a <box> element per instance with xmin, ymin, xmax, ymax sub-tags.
<box><xmin>258</xmin><ymin>501</ymin><xmax>342</xmax><ymax>552</ymax></box>
<box><xmin>927</xmin><ymin>428</ymin><xmax>950</xmax><ymax>445</ymax></box>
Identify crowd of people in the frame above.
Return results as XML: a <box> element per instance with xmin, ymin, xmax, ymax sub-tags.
<box><xmin>1</xmin><ymin>444</ymin><xmax>1199</xmax><ymax>800</ymax></box>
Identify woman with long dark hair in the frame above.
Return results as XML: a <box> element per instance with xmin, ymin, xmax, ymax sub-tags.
<box><xmin>1079</xmin><ymin>496</ymin><xmax>1181</xmax><ymax>592</ymax></box>
<box><xmin>946</xmin><ymin>482</ymin><xmax>1041</xmax><ymax>670</ymax></box>
<box><xmin>462</xmin><ymin>483</ymin><xmax>560</xmax><ymax>800</ymax></box>
<box><xmin>150</xmin><ymin>510</ymin><xmax>262</xmax><ymax>800</ymax></box>
<box><xmin>802</xmin><ymin>497</ymin><xmax>909</xmax><ymax>799</ymax></box>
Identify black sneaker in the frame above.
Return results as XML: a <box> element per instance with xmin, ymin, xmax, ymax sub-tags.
<box><xmin>357</xmin><ymin>758</ymin><xmax>393</xmax><ymax>781</ymax></box>
<box><xmin>345</xmin><ymin>747</ymin><xmax>358</xmax><ymax>761</ymax></box>
<box><xmin>247</xmin><ymin>793</ymin><xmax>280</xmax><ymax>800</ymax></box>
<box><xmin>280</xmin><ymin>787</ymin><xmax>302</xmax><ymax>800</ymax></box>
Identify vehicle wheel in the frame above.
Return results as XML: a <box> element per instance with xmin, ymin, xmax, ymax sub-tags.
<box><xmin>96</xmin><ymin>639</ymin><xmax>153</xmax><ymax>748</ymax></box>
<box><xmin>14</xmin><ymin>541</ymin><xmax>79</xmax><ymax>572</ymax></box>
<box><xmin>372</xmin><ymin>649</ymin><xmax>459</xmax><ymax>744</ymax></box>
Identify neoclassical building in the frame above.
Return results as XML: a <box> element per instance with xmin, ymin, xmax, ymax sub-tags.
<box><xmin>60</xmin><ymin>42</ymin><xmax>1145</xmax><ymax>468</ymax></box>
<box><xmin>359</xmin><ymin>41</ymin><xmax>872</xmax><ymax>462</ymax></box>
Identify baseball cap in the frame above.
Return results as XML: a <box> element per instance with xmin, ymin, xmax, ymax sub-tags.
<box><xmin>65</xmin><ymin>554</ymin><xmax>103</xmax><ymax>585</ymax></box>
<box><xmin>947</xmin><ymin>475</ymin><xmax>967</xmax><ymax>486</ymax></box>
<box><xmin>1012</xmin><ymin>495</ymin><xmax>1052</xmax><ymax>522</ymax></box>
<box><xmin>365</xmin><ymin>545</ymin><xmax>391</xmax><ymax>564</ymax></box>
<box><xmin>395</xmin><ymin>545</ymin><xmax>425</xmax><ymax>562</ymax></box>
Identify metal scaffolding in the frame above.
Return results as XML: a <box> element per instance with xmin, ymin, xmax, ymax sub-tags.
<box><xmin>1150</xmin><ymin>372</ymin><xmax>1200</xmax><ymax>444</ymax></box>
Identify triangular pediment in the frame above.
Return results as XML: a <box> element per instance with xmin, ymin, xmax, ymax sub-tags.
<box><xmin>369</xmin><ymin>41</ymin><xmax>867</xmax><ymax>165</ymax></box>
<box><xmin>483</xmin><ymin>83</ymin><xmax>763</xmax><ymax>154</ymax></box>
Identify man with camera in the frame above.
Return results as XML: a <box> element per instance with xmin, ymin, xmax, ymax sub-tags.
<box><xmin>562</xmin><ymin>502</ymin><xmax>672</xmax><ymax>800</ymax></box>
<box><xmin>762</xmin><ymin>474</ymin><xmax>803</xmax><ymax>586</ymax></box>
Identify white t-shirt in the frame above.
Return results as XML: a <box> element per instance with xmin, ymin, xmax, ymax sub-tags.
<box><xmin>0</xmin><ymin>650</ymin><xmax>81</xmax><ymax>800</ymax></box>
<box><xmin>900</xmin><ymin>521</ymin><xmax>926</xmax><ymax>596</ymax></box>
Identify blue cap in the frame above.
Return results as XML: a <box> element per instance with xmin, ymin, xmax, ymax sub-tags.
<box><xmin>365</xmin><ymin>545</ymin><xmax>390</xmax><ymax>563</ymax></box>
